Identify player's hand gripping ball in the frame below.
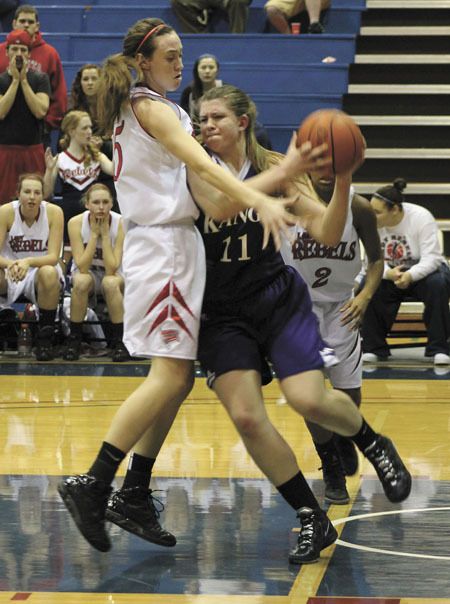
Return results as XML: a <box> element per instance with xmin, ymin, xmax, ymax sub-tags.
<box><xmin>297</xmin><ymin>109</ymin><xmax>366</xmax><ymax>174</ymax></box>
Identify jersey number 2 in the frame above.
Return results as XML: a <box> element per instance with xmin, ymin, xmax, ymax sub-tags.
<box><xmin>312</xmin><ymin>266</ymin><xmax>332</xmax><ymax>288</ymax></box>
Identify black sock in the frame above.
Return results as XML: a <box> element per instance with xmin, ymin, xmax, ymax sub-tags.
<box><xmin>70</xmin><ymin>321</ymin><xmax>83</xmax><ymax>338</ymax></box>
<box><xmin>350</xmin><ymin>419</ymin><xmax>378</xmax><ymax>452</ymax></box>
<box><xmin>314</xmin><ymin>438</ymin><xmax>336</xmax><ymax>459</ymax></box>
<box><xmin>88</xmin><ymin>441</ymin><xmax>126</xmax><ymax>485</ymax></box>
<box><xmin>110</xmin><ymin>322</ymin><xmax>124</xmax><ymax>343</ymax></box>
<box><xmin>122</xmin><ymin>452</ymin><xmax>156</xmax><ymax>491</ymax></box>
<box><xmin>276</xmin><ymin>471</ymin><xmax>319</xmax><ymax>511</ymax></box>
<box><xmin>39</xmin><ymin>308</ymin><xmax>56</xmax><ymax>328</ymax></box>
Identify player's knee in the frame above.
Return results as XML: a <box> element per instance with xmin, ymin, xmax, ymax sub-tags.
<box><xmin>230</xmin><ymin>409</ymin><xmax>262</xmax><ymax>438</ymax></box>
<box><xmin>37</xmin><ymin>265</ymin><xmax>58</xmax><ymax>288</ymax></box>
<box><xmin>288</xmin><ymin>394</ymin><xmax>325</xmax><ymax>423</ymax></box>
<box><xmin>171</xmin><ymin>365</ymin><xmax>195</xmax><ymax>399</ymax></box>
<box><xmin>265</xmin><ymin>4</ymin><xmax>281</xmax><ymax>18</ymax></box>
<box><xmin>101</xmin><ymin>276</ymin><xmax>120</xmax><ymax>297</ymax></box>
<box><xmin>72</xmin><ymin>273</ymin><xmax>92</xmax><ymax>295</ymax></box>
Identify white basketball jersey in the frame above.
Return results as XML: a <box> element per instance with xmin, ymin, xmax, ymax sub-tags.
<box><xmin>57</xmin><ymin>151</ymin><xmax>101</xmax><ymax>191</ymax></box>
<box><xmin>281</xmin><ymin>185</ymin><xmax>361</xmax><ymax>302</ymax></box>
<box><xmin>71</xmin><ymin>210</ymin><xmax>122</xmax><ymax>271</ymax></box>
<box><xmin>112</xmin><ymin>86</ymin><xmax>199</xmax><ymax>226</ymax></box>
<box><xmin>2</xmin><ymin>200</ymin><xmax>50</xmax><ymax>260</ymax></box>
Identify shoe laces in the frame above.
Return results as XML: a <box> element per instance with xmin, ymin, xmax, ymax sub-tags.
<box><xmin>120</xmin><ymin>487</ymin><xmax>165</xmax><ymax>519</ymax></box>
<box><xmin>298</xmin><ymin>514</ymin><xmax>316</xmax><ymax>546</ymax></box>
<box><xmin>368</xmin><ymin>442</ymin><xmax>397</xmax><ymax>482</ymax></box>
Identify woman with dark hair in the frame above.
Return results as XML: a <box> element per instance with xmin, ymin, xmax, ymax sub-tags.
<box><xmin>69</xmin><ymin>64</ymin><xmax>117</xmax><ymax>204</ymax></box>
<box><xmin>70</xmin><ymin>64</ymin><xmax>100</xmax><ymax>119</ymax></box>
<box><xmin>362</xmin><ymin>177</ymin><xmax>450</xmax><ymax>365</ymax></box>
<box><xmin>56</xmin><ymin>18</ymin><xmax>300</xmax><ymax>554</ymax></box>
<box><xmin>179</xmin><ymin>53</ymin><xmax>221</xmax><ymax>131</ymax></box>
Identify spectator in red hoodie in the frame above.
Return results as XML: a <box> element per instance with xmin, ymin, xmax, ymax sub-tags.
<box><xmin>0</xmin><ymin>4</ymin><xmax>67</xmax><ymax>140</ymax></box>
<box><xmin>0</xmin><ymin>29</ymin><xmax>50</xmax><ymax>203</ymax></box>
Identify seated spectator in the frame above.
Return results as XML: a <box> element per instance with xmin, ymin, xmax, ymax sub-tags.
<box><xmin>0</xmin><ymin>5</ymin><xmax>67</xmax><ymax>144</ymax></box>
<box><xmin>180</xmin><ymin>54</ymin><xmax>222</xmax><ymax>132</ymax></box>
<box><xmin>43</xmin><ymin>110</ymin><xmax>114</xmax><ymax>264</ymax></box>
<box><xmin>265</xmin><ymin>0</ymin><xmax>330</xmax><ymax>34</ymax></box>
<box><xmin>180</xmin><ymin>53</ymin><xmax>272</xmax><ymax>148</ymax></box>
<box><xmin>361</xmin><ymin>178</ymin><xmax>450</xmax><ymax>366</ymax></box>
<box><xmin>64</xmin><ymin>183</ymin><xmax>129</xmax><ymax>362</ymax></box>
<box><xmin>0</xmin><ymin>29</ymin><xmax>50</xmax><ymax>204</ymax></box>
<box><xmin>171</xmin><ymin>0</ymin><xmax>252</xmax><ymax>33</ymax></box>
<box><xmin>0</xmin><ymin>0</ymin><xmax>19</xmax><ymax>32</ymax></box>
<box><xmin>0</xmin><ymin>173</ymin><xmax>64</xmax><ymax>361</ymax></box>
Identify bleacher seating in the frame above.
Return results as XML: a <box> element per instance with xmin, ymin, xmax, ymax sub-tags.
<box><xmin>0</xmin><ymin>1</ymin><xmax>364</xmax><ymax>150</ymax></box>
<box><xmin>25</xmin><ymin>4</ymin><xmax>363</xmax><ymax>35</ymax></box>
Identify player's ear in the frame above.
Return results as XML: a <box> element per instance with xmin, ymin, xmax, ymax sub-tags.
<box><xmin>238</xmin><ymin>114</ymin><xmax>249</xmax><ymax>131</ymax></box>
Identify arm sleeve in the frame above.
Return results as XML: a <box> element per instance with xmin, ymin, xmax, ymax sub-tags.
<box><xmin>44</xmin><ymin>49</ymin><xmax>68</xmax><ymax>129</ymax></box>
<box><xmin>408</xmin><ymin>217</ymin><xmax>443</xmax><ymax>281</ymax></box>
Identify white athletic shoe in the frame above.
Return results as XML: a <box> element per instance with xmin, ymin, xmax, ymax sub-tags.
<box><xmin>362</xmin><ymin>353</ymin><xmax>380</xmax><ymax>363</ymax></box>
<box><xmin>433</xmin><ymin>353</ymin><xmax>450</xmax><ymax>365</ymax></box>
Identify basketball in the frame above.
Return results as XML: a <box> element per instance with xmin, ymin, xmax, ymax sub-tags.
<box><xmin>297</xmin><ymin>109</ymin><xmax>366</xmax><ymax>174</ymax></box>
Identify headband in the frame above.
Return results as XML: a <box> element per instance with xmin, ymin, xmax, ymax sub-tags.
<box><xmin>373</xmin><ymin>191</ymin><xmax>402</xmax><ymax>206</ymax></box>
<box><xmin>135</xmin><ymin>24</ymin><xmax>166</xmax><ymax>55</ymax></box>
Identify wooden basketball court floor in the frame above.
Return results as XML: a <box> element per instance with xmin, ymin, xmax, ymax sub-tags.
<box><xmin>0</xmin><ymin>357</ymin><xmax>449</xmax><ymax>604</ymax></box>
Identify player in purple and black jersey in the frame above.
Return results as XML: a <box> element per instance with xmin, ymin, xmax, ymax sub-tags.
<box><xmin>193</xmin><ymin>85</ymin><xmax>411</xmax><ymax>564</ymax></box>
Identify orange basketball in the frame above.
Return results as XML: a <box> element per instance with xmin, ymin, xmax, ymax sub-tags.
<box><xmin>297</xmin><ymin>109</ymin><xmax>366</xmax><ymax>174</ymax></box>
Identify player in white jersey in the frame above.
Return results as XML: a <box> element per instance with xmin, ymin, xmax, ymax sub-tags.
<box><xmin>0</xmin><ymin>173</ymin><xmax>64</xmax><ymax>361</ymax></box>
<box><xmin>281</xmin><ymin>170</ymin><xmax>383</xmax><ymax>503</ymax></box>
<box><xmin>44</xmin><ymin>110</ymin><xmax>114</xmax><ymax>263</ymax></box>
<box><xmin>64</xmin><ymin>183</ymin><xmax>128</xmax><ymax>362</ymax></box>
<box><xmin>57</xmin><ymin>17</ymin><xmax>305</xmax><ymax>553</ymax></box>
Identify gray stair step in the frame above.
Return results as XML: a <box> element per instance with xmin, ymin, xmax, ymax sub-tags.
<box><xmin>353</xmin><ymin>182</ymin><xmax>450</xmax><ymax>194</ymax></box>
<box><xmin>348</xmin><ymin>84</ymin><xmax>450</xmax><ymax>93</ymax></box>
<box><xmin>352</xmin><ymin>115</ymin><xmax>450</xmax><ymax>125</ymax></box>
<box><xmin>365</xmin><ymin>148</ymin><xmax>450</xmax><ymax>158</ymax></box>
<box><xmin>355</xmin><ymin>54</ymin><xmax>450</xmax><ymax>63</ymax></box>
<box><xmin>360</xmin><ymin>26</ymin><xmax>450</xmax><ymax>34</ymax></box>
<box><xmin>367</xmin><ymin>0</ymin><xmax>450</xmax><ymax>6</ymax></box>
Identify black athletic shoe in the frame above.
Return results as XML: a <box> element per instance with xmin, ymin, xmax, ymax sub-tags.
<box><xmin>58</xmin><ymin>474</ymin><xmax>112</xmax><ymax>552</ymax></box>
<box><xmin>106</xmin><ymin>486</ymin><xmax>176</xmax><ymax>547</ymax></box>
<box><xmin>289</xmin><ymin>507</ymin><xmax>338</xmax><ymax>564</ymax></box>
<box><xmin>111</xmin><ymin>341</ymin><xmax>131</xmax><ymax>362</ymax></box>
<box><xmin>364</xmin><ymin>435</ymin><xmax>412</xmax><ymax>503</ymax></box>
<box><xmin>318</xmin><ymin>448</ymin><xmax>350</xmax><ymax>504</ymax></box>
<box><xmin>64</xmin><ymin>335</ymin><xmax>81</xmax><ymax>361</ymax></box>
<box><xmin>335</xmin><ymin>434</ymin><xmax>359</xmax><ymax>476</ymax></box>
<box><xmin>35</xmin><ymin>326</ymin><xmax>54</xmax><ymax>361</ymax></box>
<box><xmin>308</xmin><ymin>21</ymin><xmax>325</xmax><ymax>33</ymax></box>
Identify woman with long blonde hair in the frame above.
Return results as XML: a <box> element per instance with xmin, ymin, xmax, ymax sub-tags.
<box><xmin>44</xmin><ymin>110</ymin><xmax>113</xmax><ymax>261</ymax></box>
<box><xmin>57</xmin><ymin>17</ymin><xmax>321</xmax><ymax>553</ymax></box>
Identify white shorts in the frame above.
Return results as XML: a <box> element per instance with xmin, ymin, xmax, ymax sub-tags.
<box><xmin>122</xmin><ymin>221</ymin><xmax>206</xmax><ymax>360</ymax></box>
<box><xmin>313</xmin><ymin>300</ymin><xmax>362</xmax><ymax>389</ymax></box>
<box><xmin>5</xmin><ymin>265</ymin><xmax>64</xmax><ymax>306</ymax></box>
